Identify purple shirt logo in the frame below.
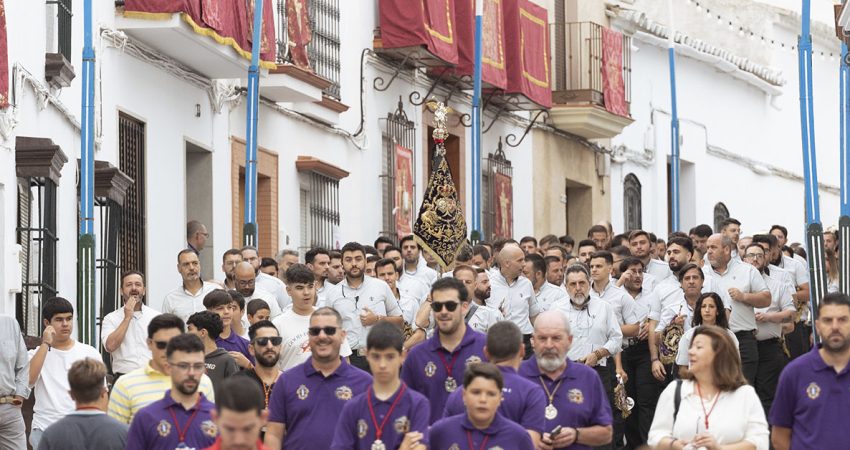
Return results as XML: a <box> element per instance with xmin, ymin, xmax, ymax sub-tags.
<box><xmin>157</xmin><ymin>420</ymin><xmax>171</xmax><ymax>437</ymax></box>
<box><xmin>357</xmin><ymin>419</ymin><xmax>368</xmax><ymax>438</ymax></box>
<box><xmin>466</xmin><ymin>355</ymin><xmax>482</xmax><ymax>364</ymax></box>
<box><xmin>568</xmin><ymin>388</ymin><xmax>584</xmax><ymax>404</ymax></box>
<box><xmin>806</xmin><ymin>382</ymin><xmax>821</xmax><ymax>399</ymax></box>
<box><xmin>297</xmin><ymin>384</ymin><xmax>309</xmax><ymax>400</ymax></box>
<box><xmin>424</xmin><ymin>361</ymin><xmax>436</xmax><ymax>377</ymax></box>
<box><xmin>336</xmin><ymin>386</ymin><xmax>353</xmax><ymax>400</ymax></box>
<box><xmin>393</xmin><ymin>416</ymin><xmax>410</xmax><ymax>434</ymax></box>
<box><xmin>200</xmin><ymin>420</ymin><xmax>217</xmax><ymax>438</ymax></box>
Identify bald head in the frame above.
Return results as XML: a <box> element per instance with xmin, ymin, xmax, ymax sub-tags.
<box><xmin>534</xmin><ymin>310</ymin><xmax>571</xmax><ymax>335</ymax></box>
<box><xmin>498</xmin><ymin>245</ymin><xmax>525</xmax><ymax>281</ymax></box>
<box><xmin>234</xmin><ymin>262</ymin><xmax>257</xmax><ymax>296</ymax></box>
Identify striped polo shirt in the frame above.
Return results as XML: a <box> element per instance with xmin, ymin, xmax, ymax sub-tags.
<box><xmin>107</xmin><ymin>361</ymin><xmax>215</xmax><ymax>424</ymax></box>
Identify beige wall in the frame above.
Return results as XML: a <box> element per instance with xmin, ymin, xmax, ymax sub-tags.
<box><xmin>531</xmin><ymin>129</ymin><xmax>610</xmax><ymax>238</ymax></box>
<box><xmin>565</xmin><ymin>0</ymin><xmax>609</xmax><ymax>25</ymax></box>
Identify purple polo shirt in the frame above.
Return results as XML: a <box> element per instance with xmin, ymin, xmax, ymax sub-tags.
<box><xmin>429</xmin><ymin>412</ymin><xmax>535</xmax><ymax>450</ymax></box>
<box><xmin>330</xmin><ymin>383</ymin><xmax>430</xmax><ymax>450</ymax></box>
<box><xmin>769</xmin><ymin>345</ymin><xmax>850</xmax><ymax>449</ymax></box>
<box><xmin>400</xmin><ymin>326</ymin><xmax>487</xmax><ymax>424</ymax></box>
<box><xmin>443</xmin><ymin>365</ymin><xmax>546</xmax><ymax>433</ymax></box>
<box><xmin>215</xmin><ymin>331</ymin><xmax>254</xmax><ymax>364</ymax></box>
<box><xmin>268</xmin><ymin>359</ymin><xmax>372</xmax><ymax>449</ymax></box>
<box><xmin>125</xmin><ymin>391</ymin><xmax>217</xmax><ymax>450</ymax></box>
<box><xmin>519</xmin><ymin>355</ymin><xmax>612</xmax><ymax>449</ymax></box>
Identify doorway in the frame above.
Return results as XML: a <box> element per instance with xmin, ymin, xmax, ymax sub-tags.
<box><xmin>186</xmin><ymin>142</ymin><xmax>214</xmax><ymax>280</ymax></box>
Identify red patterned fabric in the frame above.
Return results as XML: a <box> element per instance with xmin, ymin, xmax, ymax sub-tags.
<box><xmin>493</xmin><ymin>171</ymin><xmax>513</xmax><ymax>239</ymax></box>
<box><xmin>0</xmin><ymin>0</ymin><xmax>8</xmax><ymax>108</ymax></box>
<box><xmin>452</xmin><ymin>0</ymin><xmax>506</xmax><ymax>89</ymax></box>
<box><xmin>379</xmin><ymin>0</ymin><xmax>459</xmax><ymax>65</ymax></box>
<box><xmin>395</xmin><ymin>144</ymin><xmax>414</xmax><ymax>239</ymax></box>
<box><xmin>286</xmin><ymin>0</ymin><xmax>312</xmax><ymax>70</ymax></box>
<box><xmin>502</xmin><ymin>0</ymin><xmax>551</xmax><ymax>108</ymax></box>
<box><xmin>602</xmin><ymin>27</ymin><xmax>628</xmax><ymax>117</ymax></box>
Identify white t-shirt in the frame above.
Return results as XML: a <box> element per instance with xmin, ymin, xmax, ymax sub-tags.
<box><xmin>256</xmin><ymin>272</ymin><xmax>292</xmax><ymax>311</ymax></box>
<box><xmin>29</xmin><ymin>341</ymin><xmax>102</xmax><ymax>431</ymax></box>
<box><xmin>675</xmin><ymin>327</ymin><xmax>739</xmax><ymax>367</ymax></box>
<box><xmin>272</xmin><ymin>308</ymin><xmax>352</xmax><ymax>371</ymax></box>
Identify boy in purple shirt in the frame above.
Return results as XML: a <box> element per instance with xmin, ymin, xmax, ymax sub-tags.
<box><xmin>331</xmin><ymin>321</ymin><xmax>429</xmax><ymax>450</ymax></box>
<box><xmin>264</xmin><ymin>307</ymin><xmax>372</xmax><ymax>450</ymax></box>
<box><xmin>443</xmin><ymin>321</ymin><xmax>546</xmax><ymax>446</ymax></box>
<box><xmin>204</xmin><ymin>290</ymin><xmax>254</xmax><ymax>367</ymax></box>
<box><xmin>770</xmin><ymin>293</ymin><xmax>850</xmax><ymax>450</ymax></box>
<box><xmin>401</xmin><ymin>277</ymin><xmax>487</xmax><ymax>424</ymax></box>
<box><xmin>430</xmin><ymin>362</ymin><xmax>534</xmax><ymax>450</ymax></box>
<box><xmin>126</xmin><ymin>334</ymin><xmax>218</xmax><ymax>450</ymax></box>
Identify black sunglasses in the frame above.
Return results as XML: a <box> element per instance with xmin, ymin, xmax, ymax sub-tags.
<box><xmin>431</xmin><ymin>301</ymin><xmax>460</xmax><ymax>313</ymax></box>
<box><xmin>253</xmin><ymin>336</ymin><xmax>283</xmax><ymax>347</ymax></box>
<box><xmin>308</xmin><ymin>326</ymin><xmax>338</xmax><ymax>336</ymax></box>
<box><xmin>153</xmin><ymin>340</ymin><xmax>168</xmax><ymax>350</ymax></box>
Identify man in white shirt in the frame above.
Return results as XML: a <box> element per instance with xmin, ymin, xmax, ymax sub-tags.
<box><xmin>399</xmin><ymin>235</ymin><xmax>439</xmax><ymax>286</ymax></box>
<box><xmin>589</xmin><ymin>251</ymin><xmax>642</xmax><ymax>339</ymax></box>
<box><xmin>455</xmin><ymin>265</ymin><xmax>503</xmax><ymax>334</ymax></box>
<box><xmin>719</xmin><ymin>218</ymin><xmax>743</xmax><ymax>260</ymax></box>
<box><xmin>576</xmin><ymin>239</ymin><xmax>597</xmax><ymax>266</ymax></box>
<box><xmin>28</xmin><ymin>297</ymin><xmax>102</xmax><ymax>449</ymax></box>
<box><xmin>384</xmin><ymin>246</ymin><xmax>430</xmax><ymax>304</ymax></box>
<box><xmin>544</xmin><ymin>255</ymin><xmax>566</xmax><ymax>289</ymax></box>
<box><xmin>242</xmin><ymin>246</ymin><xmax>291</xmax><ymax>311</ymax></box>
<box><xmin>487</xmin><ymin>244</ymin><xmax>540</xmax><ymax>356</ymax></box>
<box><xmin>220</xmin><ymin>248</ymin><xmax>243</xmax><ymax>290</ymax></box>
<box><xmin>524</xmin><ymin>253</ymin><xmax>568</xmax><ymax>312</ymax></box>
<box><xmin>629</xmin><ymin>230</ymin><xmax>673</xmax><ymax>284</ymax></box>
<box><xmin>704</xmin><ymin>234</ymin><xmax>770</xmax><ymax>385</ymax></box>
<box><xmin>651</xmin><ymin>263</ymin><xmax>705</xmax><ymax>382</ymax></box>
<box><xmin>234</xmin><ymin>261</ymin><xmax>282</xmax><ymax>319</ymax></box>
<box><xmin>101</xmin><ymin>271</ymin><xmax>160</xmax><ymax>378</ymax></box>
<box><xmin>161</xmin><ymin>249</ymin><xmax>219</xmax><ymax>322</ymax></box>
<box><xmin>305</xmin><ymin>247</ymin><xmax>332</xmax><ymax>306</ymax></box>
<box><xmin>374</xmin><ymin>258</ymin><xmax>419</xmax><ymax>333</ymax></box>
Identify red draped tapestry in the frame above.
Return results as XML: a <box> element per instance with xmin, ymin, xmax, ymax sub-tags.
<box><xmin>452</xmin><ymin>0</ymin><xmax>506</xmax><ymax>89</ymax></box>
<box><xmin>502</xmin><ymin>0</ymin><xmax>551</xmax><ymax>108</ymax></box>
<box><xmin>123</xmin><ymin>0</ymin><xmax>277</xmax><ymax>69</ymax></box>
<box><xmin>0</xmin><ymin>0</ymin><xmax>8</xmax><ymax>108</ymax></box>
<box><xmin>395</xmin><ymin>144</ymin><xmax>414</xmax><ymax>239</ymax></box>
<box><xmin>378</xmin><ymin>0</ymin><xmax>459</xmax><ymax>65</ymax></box>
<box><xmin>286</xmin><ymin>0</ymin><xmax>312</xmax><ymax>71</ymax></box>
<box><xmin>601</xmin><ymin>27</ymin><xmax>628</xmax><ymax>117</ymax></box>
<box><xmin>493</xmin><ymin>171</ymin><xmax>513</xmax><ymax>239</ymax></box>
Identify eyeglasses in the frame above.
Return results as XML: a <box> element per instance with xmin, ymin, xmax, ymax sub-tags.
<box><xmin>744</xmin><ymin>253</ymin><xmax>765</xmax><ymax>259</ymax></box>
<box><xmin>153</xmin><ymin>340</ymin><xmax>168</xmax><ymax>350</ymax></box>
<box><xmin>170</xmin><ymin>362</ymin><xmax>206</xmax><ymax>373</ymax></box>
<box><xmin>253</xmin><ymin>336</ymin><xmax>283</xmax><ymax>346</ymax></box>
<box><xmin>431</xmin><ymin>301</ymin><xmax>460</xmax><ymax>313</ymax></box>
<box><xmin>308</xmin><ymin>326</ymin><xmax>338</xmax><ymax>336</ymax></box>
<box><xmin>236</xmin><ymin>279</ymin><xmax>256</xmax><ymax>287</ymax></box>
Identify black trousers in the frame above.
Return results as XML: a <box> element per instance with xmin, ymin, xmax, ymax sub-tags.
<box><xmin>349</xmin><ymin>353</ymin><xmax>371</xmax><ymax>373</ymax></box>
<box><xmin>523</xmin><ymin>334</ymin><xmax>533</xmax><ymax>360</ymax></box>
<box><xmin>755</xmin><ymin>338</ymin><xmax>787</xmax><ymax>415</ymax></box>
<box><xmin>736</xmin><ymin>330</ymin><xmax>758</xmax><ymax>386</ymax></box>
<box><xmin>786</xmin><ymin>322</ymin><xmax>811</xmax><ymax>360</ymax></box>
<box><xmin>593</xmin><ymin>362</ymin><xmax>615</xmax><ymax>450</ymax></box>
<box><xmin>622</xmin><ymin>341</ymin><xmax>663</xmax><ymax>450</ymax></box>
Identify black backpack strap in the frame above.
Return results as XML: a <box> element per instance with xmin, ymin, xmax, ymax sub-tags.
<box><xmin>673</xmin><ymin>379</ymin><xmax>683</xmax><ymax>427</ymax></box>
<box><xmin>465</xmin><ymin>303</ymin><xmax>479</xmax><ymax>324</ymax></box>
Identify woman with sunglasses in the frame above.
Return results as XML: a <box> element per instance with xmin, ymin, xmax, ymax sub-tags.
<box><xmin>675</xmin><ymin>293</ymin><xmax>738</xmax><ymax>379</ymax></box>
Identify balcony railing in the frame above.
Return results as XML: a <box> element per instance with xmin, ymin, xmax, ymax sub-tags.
<box><xmin>551</xmin><ymin>21</ymin><xmax>631</xmax><ymax>109</ymax></box>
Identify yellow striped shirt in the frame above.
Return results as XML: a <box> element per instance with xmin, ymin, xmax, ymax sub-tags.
<box><xmin>107</xmin><ymin>361</ymin><xmax>215</xmax><ymax>424</ymax></box>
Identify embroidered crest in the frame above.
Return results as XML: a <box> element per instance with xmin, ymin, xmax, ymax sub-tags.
<box><xmin>466</xmin><ymin>355</ymin><xmax>482</xmax><ymax>365</ymax></box>
<box><xmin>156</xmin><ymin>419</ymin><xmax>171</xmax><ymax>437</ymax></box>
<box><xmin>357</xmin><ymin>419</ymin><xmax>369</xmax><ymax>438</ymax></box>
<box><xmin>201</xmin><ymin>420</ymin><xmax>218</xmax><ymax>438</ymax></box>
<box><xmin>393</xmin><ymin>416</ymin><xmax>410</xmax><ymax>434</ymax></box>
<box><xmin>296</xmin><ymin>384</ymin><xmax>310</xmax><ymax>400</ymax></box>
<box><xmin>568</xmin><ymin>388</ymin><xmax>584</xmax><ymax>404</ymax></box>
<box><xmin>448</xmin><ymin>445</ymin><xmax>460</xmax><ymax>450</ymax></box>
<box><xmin>489</xmin><ymin>447</ymin><xmax>504</xmax><ymax>450</ymax></box>
<box><xmin>425</xmin><ymin>361</ymin><xmax>437</xmax><ymax>377</ymax></box>
<box><xmin>336</xmin><ymin>385</ymin><xmax>353</xmax><ymax>400</ymax></box>
<box><xmin>806</xmin><ymin>382</ymin><xmax>821</xmax><ymax>400</ymax></box>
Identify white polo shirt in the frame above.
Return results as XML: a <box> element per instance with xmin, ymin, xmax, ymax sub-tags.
<box><xmin>397</xmin><ymin>274</ymin><xmax>430</xmax><ymax>305</ymax></box>
<box><xmin>703</xmin><ymin>259</ymin><xmax>769</xmax><ymax>332</ymax></box>
<box><xmin>755</xmin><ymin>271</ymin><xmax>796</xmax><ymax>341</ymax></box>
<box><xmin>646</xmin><ymin>259</ymin><xmax>674</xmax><ymax>284</ymax></box>
<box><xmin>465</xmin><ymin>303</ymin><xmax>504</xmax><ymax>334</ymax></box>
<box><xmin>244</xmin><ymin>287</ymin><xmax>283</xmax><ymax>318</ymax></box>
<box><xmin>553</xmin><ymin>299</ymin><xmax>623</xmax><ymax>365</ymax></box>
<box><xmin>405</xmin><ymin>265</ymin><xmax>439</xmax><ymax>287</ymax></box>
<box><xmin>775</xmin><ymin>255</ymin><xmax>810</xmax><ymax>287</ymax></box>
<box><xmin>161</xmin><ymin>282</ymin><xmax>219</xmax><ymax>323</ymax></box>
<box><xmin>326</xmin><ymin>276</ymin><xmax>403</xmax><ymax>350</ymax></box>
<box><xmin>486</xmin><ymin>271</ymin><xmax>540</xmax><ymax>334</ymax></box>
<box><xmin>591</xmin><ymin>280</ymin><xmax>643</xmax><ymax>327</ymax></box>
<box><xmin>256</xmin><ymin>272</ymin><xmax>292</xmax><ymax>311</ymax></box>
<box><xmin>536</xmin><ymin>281</ymin><xmax>569</xmax><ymax>312</ymax></box>
<box><xmin>101</xmin><ymin>304</ymin><xmax>160</xmax><ymax>374</ymax></box>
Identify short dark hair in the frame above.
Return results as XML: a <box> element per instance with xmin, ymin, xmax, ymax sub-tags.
<box><xmin>545</xmin><ymin>244</ymin><xmax>568</xmax><ymax>260</ymax></box>
<box><xmin>485</xmin><ymin>321</ymin><xmax>523</xmax><ymax>362</ymax></box>
<box><xmin>286</xmin><ymin>264</ymin><xmax>315</xmax><ymax>285</ymax></box>
<box><xmin>166</xmin><ymin>333</ymin><xmax>205</xmax><ymax>358</ymax></box>
<box><xmin>456</xmin><ymin>244</ymin><xmax>473</xmax><ymax>262</ymax></box>
<box><xmin>692</xmin><ymin>293</ymin><xmax>729</xmax><ymax>329</ymax></box>
<box><xmin>187</xmin><ymin>311</ymin><xmax>224</xmax><ymax>340</ymax></box>
<box><xmin>148</xmin><ymin>313</ymin><xmax>185</xmax><ymax>338</ymax></box>
<box><xmin>667</xmin><ymin>236</ymin><xmax>694</xmax><ymax>254</ymax></box>
<box><xmin>260</xmin><ymin>257</ymin><xmax>278</xmax><ymax>270</ymax></box>
<box><xmin>366</xmin><ymin>321</ymin><xmax>404</xmax><ymax>352</ymax></box>
<box><xmin>121</xmin><ymin>270</ymin><xmax>146</xmax><ymax>286</ymax></box>
<box><xmin>366</xmin><ymin>254</ymin><xmax>381</xmax><ymax>264</ymax></box>
<box><xmin>340</xmin><ymin>242</ymin><xmax>366</xmax><ymax>257</ymax></box>
<box><xmin>311</xmin><ymin>307</ymin><xmax>344</xmax><ymax>327</ymax></box>
<box><xmin>364</xmin><ymin>245</ymin><xmax>379</xmax><ymax>256</ymax></box>
<box><xmin>524</xmin><ymin>253</ymin><xmax>546</xmax><ymax>276</ymax></box>
<box><xmin>619</xmin><ymin>257</ymin><xmax>644</xmax><ymax>274</ymax></box>
<box><xmin>819</xmin><ymin>292</ymin><xmax>850</xmax><ymax>315</ymax></box>
<box><xmin>453</xmin><ymin>264</ymin><xmax>477</xmax><ymax>279</ymax></box>
<box><xmin>520</xmin><ymin>236</ymin><xmax>538</xmax><ymax>246</ymax></box>
<box><xmin>187</xmin><ymin>220</ymin><xmax>205</xmax><ymax>240</ymax></box>
<box><xmin>375</xmin><ymin>258</ymin><xmax>400</xmax><ymax>275</ymax></box>
<box><xmin>559</xmin><ymin>235</ymin><xmax>575</xmax><ymax>246</ymax></box>
<box><xmin>539</xmin><ymin>234</ymin><xmax>560</xmax><ymax>248</ymax></box>
<box><xmin>329</xmin><ymin>251</ymin><xmax>342</xmax><ymax>260</ymax></box>
<box><xmin>587</xmin><ymin>225</ymin><xmax>608</xmax><ymax>236</ymax></box>
<box><xmin>611</xmin><ymin>233</ymin><xmax>629</xmax><ymax>247</ymax></box>
<box><xmin>431</xmin><ymin>277</ymin><xmax>468</xmax><ymax>303</ymax></box>
<box><xmin>668</xmin><ymin>231</ymin><xmax>689</xmax><ymax>240</ymax></box>
<box><xmin>544</xmin><ymin>255</ymin><xmax>561</xmax><ymax>270</ymax></box>
<box><xmin>691</xmin><ymin>224</ymin><xmax>713</xmax><ymax>238</ymax></box>
<box><xmin>240</xmin><ymin>245</ymin><xmax>259</xmax><ymax>256</ymax></box>
<box><xmin>215</xmin><ymin>377</ymin><xmax>265</xmax><ymax>415</ymax></box>
<box><xmin>565</xmin><ymin>263</ymin><xmax>590</xmax><ymax>280</ymax></box>
<box><xmin>577</xmin><ymin>239</ymin><xmax>596</xmax><ymax>250</ymax></box>
<box><xmin>677</xmin><ymin>263</ymin><xmax>704</xmax><ymax>282</ymax></box>
<box><xmin>246</xmin><ymin>299</ymin><xmax>271</xmax><ymax>317</ymax></box>
<box><xmin>399</xmin><ymin>235</ymin><xmax>418</xmax><ymax>247</ymax></box>
<box><xmin>382</xmin><ymin>246</ymin><xmax>402</xmax><ymax>257</ymax></box>
<box><xmin>68</xmin><ymin>358</ymin><xmax>107</xmax><ymax>404</ymax></box>
<box><xmin>203</xmin><ymin>289</ymin><xmax>232</xmax><ymax>310</ymax></box>
<box><xmin>610</xmin><ymin>245</ymin><xmax>631</xmax><ymax>257</ymax></box>
<box><xmin>589</xmin><ymin>250</ymin><xmax>613</xmax><ymax>265</ymax></box>
<box><xmin>222</xmin><ymin>248</ymin><xmax>242</xmax><ymax>263</ymax></box>
<box><xmin>42</xmin><ymin>297</ymin><xmax>74</xmax><ymax>322</ymax></box>
<box><xmin>177</xmin><ymin>248</ymin><xmax>198</xmax><ymax>263</ymax></box>
<box><xmin>227</xmin><ymin>290</ymin><xmax>246</xmax><ymax>312</ymax></box>
<box><xmin>770</xmin><ymin>225</ymin><xmax>788</xmax><ymax>238</ymax></box>
<box><xmin>374</xmin><ymin>236</ymin><xmax>394</xmax><ymax>248</ymax></box>
<box><xmin>752</xmin><ymin>234</ymin><xmax>778</xmax><ymax>248</ymax></box>
<box><xmin>628</xmin><ymin>230</ymin><xmax>650</xmax><ymax>242</ymax></box>
<box><xmin>248</xmin><ymin>320</ymin><xmax>279</xmax><ymax>341</ymax></box>
<box><xmin>492</xmin><ymin>238</ymin><xmax>519</xmax><ymax>253</ymax></box>
<box><xmin>463</xmin><ymin>362</ymin><xmax>504</xmax><ymax>391</ymax></box>
<box><xmin>720</xmin><ymin>218</ymin><xmax>741</xmax><ymax>231</ymax></box>
<box><xmin>472</xmin><ymin>245</ymin><xmax>491</xmax><ymax>261</ymax></box>
<box><xmin>305</xmin><ymin>247</ymin><xmax>329</xmax><ymax>265</ymax></box>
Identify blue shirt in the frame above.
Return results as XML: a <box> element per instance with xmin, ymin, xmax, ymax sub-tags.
<box><xmin>125</xmin><ymin>391</ymin><xmax>217</xmax><ymax>450</ymax></box>
<box><xmin>215</xmin><ymin>331</ymin><xmax>254</xmax><ymax>365</ymax></box>
<box><xmin>400</xmin><ymin>326</ymin><xmax>487</xmax><ymax>424</ymax></box>
<box><xmin>268</xmin><ymin>359</ymin><xmax>372</xmax><ymax>449</ymax></box>
<box><xmin>443</xmin><ymin>365</ymin><xmax>547</xmax><ymax>433</ymax></box>
<box><xmin>330</xmin><ymin>383</ymin><xmax>430</xmax><ymax>450</ymax></box>
<box><xmin>769</xmin><ymin>344</ymin><xmax>850</xmax><ymax>449</ymax></box>
<box><xmin>429</xmin><ymin>413</ymin><xmax>534</xmax><ymax>450</ymax></box>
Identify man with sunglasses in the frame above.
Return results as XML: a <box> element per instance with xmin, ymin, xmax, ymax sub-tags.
<box><xmin>238</xmin><ymin>321</ymin><xmax>283</xmax><ymax>411</ymax></box>
<box><xmin>108</xmin><ymin>314</ymin><xmax>215</xmax><ymax>424</ymax></box>
<box><xmin>265</xmin><ymin>307</ymin><xmax>372</xmax><ymax>450</ymax></box>
<box><xmin>401</xmin><ymin>277</ymin><xmax>487</xmax><ymax>424</ymax></box>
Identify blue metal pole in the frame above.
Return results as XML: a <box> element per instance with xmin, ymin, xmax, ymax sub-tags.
<box><xmin>839</xmin><ymin>41</ymin><xmax>850</xmax><ymax>294</ymax></box>
<box><xmin>667</xmin><ymin>0</ymin><xmax>680</xmax><ymax>232</ymax></box>
<box><xmin>77</xmin><ymin>0</ymin><xmax>96</xmax><ymax>346</ymax></box>
<box><xmin>243</xmin><ymin>0</ymin><xmax>264</xmax><ymax>247</ymax></box>
<box><xmin>470</xmin><ymin>0</ymin><xmax>483</xmax><ymax>243</ymax></box>
<box><xmin>798</xmin><ymin>0</ymin><xmax>826</xmax><ymax>340</ymax></box>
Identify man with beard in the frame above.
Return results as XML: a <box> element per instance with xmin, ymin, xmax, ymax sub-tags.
<box><xmin>326</xmin><ymin>242</ymin><xmax>403</xmax><ymax>371</ymax></box>
<box><xmin>234</xmin><ymin>262</ymin><xmax>282</xmax><ymax>319</ymax></box>
<box><xmin>544</xmin><ymin>256</ymin><xmax>565</xmax><ymax>290</ymax></box>
<box><xmin>629</xmin><ymin>231</ymin><xmax>673</xmax><ymax>285</ymax></box>
<box><xmin>102</xmin><ymin>271</ymin><xmax>160</xmax><ymax>378</ymax></box>
<box><xmin>576</xmin><ymin>239</ymin><xmax>597</xmax><ymax>266</ymax></box>
<box><xmin>242</xmin><ymin>246</ymin><xmax>291</xmax><ymax>311</ymax></box>
<box><xmin>525</xmin><ymin>254</ymin><xmax>568</xmax><ymax>312</ymax></box>
<box><xmin>455</xmin><ymin>265</ymin><xmax>503</xmax><ymax>334</ymax></box>
<box><xmin>220</xmin><ymin>249</ymin><xmax>243</xmax><ymax>290</ymax></box>
<box><xmin>305</xmin><ymin>247</ymin><xmax>331</xmax><ymax>306</ymax></box>
<box><xmin>719</xmin><ymin>218</ymin><xmax>743</xmax><ymax>260</ymax></box>
<box><xmin>769</xmin><ymin>293</ymin><xmax>850</xmax><ymax>449</ymax></box>
<box><xmin>488</xmin><ymin>245</ymin><xmax>540</xmax><ymax>357</ymax></box>
<box><xmin>264</xmin><ymin>308</ymin><xmax>372</xmax><ymax>450</ymax></box>
<box><xmin>162</xmin><ymin>249</ymin><xmax>219</xmax><ymax>323</ymax></box>
<box><xmin>519</xmin><ymin>310</ymin><xmax>613</xmax><ymax>450</ymax></box>
<box><xmin>126</xmin><ymin>334</ymin><xmax>217</xmax><ymax>450</ymax></box>
<box><xmin>474</xmin><ymin>268</ymin><xmax>492</xmax><ymax>305</ymax></box>
<box><xmin>328</xmin><ymin>251</ymin><xmax>345</xmax><ymax>285</ymax></box>
<box><xmin>689</xmin><ymin>224</ymin><xmax>712</xmax><ymax>256</ymax></box>
<box><xmin>651</xmin><ymin>264</ymin><xmax>705</xmax><ymax>383</ymax></box>
<box><xmin>402</xmin><ymin>278</ymin><xmax>487</xmax><ymax>424</ymax></box>
<box><xmin>400</xmin><ymin>235</ymin><xmax>439</xmax><ymax>286</ymax></box>
<box><xmin>238</xmin><ymin>320</ymin><xmax>283</xmax><ymax>411</ymax></box>
<box><xmin>384</xmin><ymin>246</ymin><xmax>430</xmax><ymax>305</ymax></box>
<box><xmin>649</xmin><ymin>237</ymin><xmax>695</xmax><ymax>323</ymax></box>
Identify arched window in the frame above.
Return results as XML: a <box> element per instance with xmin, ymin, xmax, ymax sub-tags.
<box><xmin>623</xmin><ymin>174</ymin><xmax>642</xmax><ymax>231</ymax></box>
<box><xmin>714</xmin><ymin>202</ymin><xmax>730</xmax><ymax>232</ymax></box>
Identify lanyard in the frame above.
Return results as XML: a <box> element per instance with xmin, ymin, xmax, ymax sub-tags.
<box><xmin>695</xmin><ymin>383</ymin><xmax>720</xmax><ymax>430</ymax></box>
<box><xmin>168</xmin><ymin>401</ymin><xmax>201</xmax><ymax>444</ymax></box>
<box><xmin>466</xmin><ymin>430</ymin><xmax>490</xmax><ymax>450</ymax></box>
<box><xmin>436</xmin><ymin>350</ymin><xmax>461</xmax><ymax>378</ymax></box>
<box><xmin>538</xmin><ymin>377</ymin><xmax>564</xmax><ymax>404</ymax></box>
<box><xmin>366</xmin><ymin>384</ymin><xmax>407</xmax><ymax>441</ymax></box>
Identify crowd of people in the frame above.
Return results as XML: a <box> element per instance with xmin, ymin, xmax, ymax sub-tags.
<box><xmin>1</xmin><ymin>219</ymin><xmax>849</xmax><ymax>450</ymax></box>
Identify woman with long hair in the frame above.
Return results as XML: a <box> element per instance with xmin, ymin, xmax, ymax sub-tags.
<box><xmin>825</xmin><ymin>248</ymin><xmax>839</xmax><ymax>294</ymax></box>
<box><xmin>675</xmin><ymin>293</ymin><xmax>739</xmax><ymax>378</ymax></box>
<box><xmin>648</xmin><ymin>326</ymin><xmax>768</xmax><ymax>450</ymax></box>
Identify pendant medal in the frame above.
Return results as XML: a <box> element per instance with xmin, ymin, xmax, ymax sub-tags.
<box><xmin>545</xmin><ymin>403</ymin><xmax>558</xmax><ymax>420</ymax></box>
<box><xmin>445</xmin><ymin>376</ymin><xmax>458</xmax><ymax>392</ymax></box>
<box><xmin>371</xmin><ymin>439</ymin><xmax>386</xmax><ymax>450</ymax></box>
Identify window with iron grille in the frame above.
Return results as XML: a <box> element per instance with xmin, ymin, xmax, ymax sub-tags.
<box><xmin>303</xmin><ymin>172</ymin><xmax>340</xmax><ymax>249</ymax></box>
<box><xmin>379</xmin><ymin>98</ymin><xmax>415</xmax><ymax>241</ymax></box>
<box><xmin>95</xmin><ymin>197</ymin><xmax>123</xmax><ymax>319</ymax></box>
<box><xmin>16</xmin><ymin>177</ymin><xmax>58</xmax><ymax>336</ymax></box>
<box><xmin>623</xmin><ymin>173</ymin><xmax>642</xmax><ymax>232</ymax></box>
<box><xmin>118</xmin><ymin>114</ymin><xmax>147</xmax><ymax>274</ymax></box>
<box><xmin>48</xmin><ymin>0</ymin><xmax>73</xmax><ymax>61</ymax></box>
<box><xmin>482</xmin><ymin>140</ymin><xmax>513</xmax><ymax>241</ymax></box>
<box><xmin>308</xmin><ymin>0</ymin><xmax>341</xmax><ymax>99</ymax></box>
<box><xmin>714</xmin><ymin>203</ymin><xmax>730</xmax><ymax>233</ymax></box>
